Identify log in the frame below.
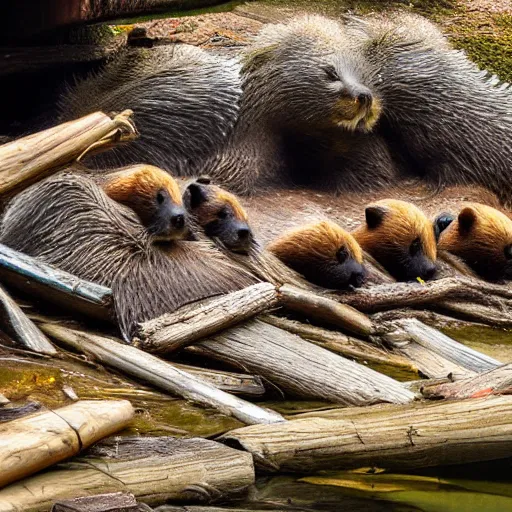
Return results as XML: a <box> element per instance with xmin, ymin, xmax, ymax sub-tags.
<box><xmin>0</xmin><ymin>437</ymin><xmax>255</xmax><ymax>512</ymax></box>
<box><xmin>421</xmin><ymin>363</ymin><xmax>512</xmax><ymax>400</ymax></box>
<box><xmin>0</xmin><ymin>400</ymin><xmax>134</xmax><ymax>489</ymax></box>
<box><xmin>188</xmin><ymin>319</ymin><xmax>414</xmax><ymax>406</ymax></box>
<box><xmin>278</xmin><ymin>284</ymin><xmax>373</xmax><ymax>337</ymax></box>
<box><xmin>51</xmin><ymin>492</ymin><xmax>140</xmax><ymax>512</ymax></box>
<box><xmin>261</xmin><ymin>314</ymin><xmax>418</xmax><ymax>376</ymax></box>
<box><xmin>0</xmin><ymin>111</ymin><xmax>136</xmax><ymax>198</ymax></box>
<box><xmin>38</xmin><ymin>323</ymin><xmax>284</xmax><ymax>426</ymax></box>
<box><xmin>0</xmin><ymin>244</ymin><xmax>112</xmax><ymax>321</ymax></box>
<box><xmin>0</xmin><ymin>284</ymin><xmax>57</xmax><ymax>355</ymax></box>
<box><xmin>0</xmin><ymin>402</ymin><xmax>42</xmax><ymax>423</ymax></box>
<box><xmin>137</xmin><ymin>283</ymin><xmax>278</xmax><ymax>354</ymax></box>
<box><xmin>220</xmin><ymin>395</ymin><xmax>512</xmax><ymax>472</ymax></box>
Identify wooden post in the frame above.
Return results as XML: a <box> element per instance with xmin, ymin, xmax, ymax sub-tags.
<box><xmin>137</xmin><ymin>283</ymin><xmax>278</xmax><ymax>354</ymax></box>
<box><xmin>38</xmin><ymin>323</ymin><xmax>285</xmax><ymax>426</ymax></box>
<box><xmin>0</xmin><ymin>400</ymin><xmax>134</xmax><ymax>489</ymax></box>
<box><xmin>188</xmin><ymin>319</ymin><xmax>414</xmax><ymax>406</ymax></box>
<box><xmin>220</xmin><ymin>395</ymin><xmax>512</xmax><ymax>472</ymax></box>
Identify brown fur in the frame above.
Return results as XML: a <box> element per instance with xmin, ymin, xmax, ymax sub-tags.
<box><xmin>438</xmin><ymin>203</ymin><xmax>512</xmax><ymax>281</ymax></box>
<box><xmin>353</xmin><ymin>199</ymin><xmax>437</xmax><ymax>282</ymax></box>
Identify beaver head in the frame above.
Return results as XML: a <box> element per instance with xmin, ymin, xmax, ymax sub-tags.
<box><xmin>353</xmin><ymin>199</ymin><xmax>437</xmax><ymax>282</ymax></box>
<box><xmin>436</xmin><ymin>203</ymin><xmax>512</xmax><ymax>281</ymax></box>
<box><xmin>183</xmin><ymin>177</ymin><xmax>253</xmax><ymax>254</ymax></box>
<box><xmin>243</xmin><ymin>16</ymin><xmax>381</xmax><ymax>133</ymax></box>
<box><xmin>102</xmin><ymin>164</ymin><xmax>187</xmax><ymax>241</ymax></box>
<box><xmin>267</xmin><ymin>220</ymin><xmax>366</xmax><ymax>289</ymax></box>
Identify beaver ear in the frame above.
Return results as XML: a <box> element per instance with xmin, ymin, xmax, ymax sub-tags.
<box><xmin>365</xmin><ymin>206</ymin><xmax>387</xmax><ymax>229</ymax></box>
<box><xmin>185</xmin><ymin>183</ymin><xmax>209</xmax><ymax>210</ymax></box>
<box><xmin>433</xmin><ymin>213</ymin><xmax>455</xmax><ymax>241</ymax></box>
<box><xmin>458</xmin><ymin>207</ymin><xmax>477</xmax><ymax>234</ymax></box>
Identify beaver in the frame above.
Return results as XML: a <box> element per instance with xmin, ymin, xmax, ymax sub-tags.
<box><xmin>436</xmin><ymin>203</ymin><xmax>512</xmax><ymax>281</ymax></box>
<box><xmin>0</xmin><ymin>173</ymin><xmax>255</xmax><ymax>339</ymax></box>
<box><xmin>58</xmin><ymin>43</ymin><xmax>241</xmax><ymax>174</ymax></box>
<box><xmin>352</xmin><ymin>199</ymin><xmax>437</xmax><ymax>282</ymax></box>
<box><xmin>344</xmin><ymin>13</ymin><xmax>512</xmax><ymax>205</ymax></box>
<box><xmin>267</xmin><ymin>220</ymin><xmax>366</xmax><ymax>289</ymax></box>
<box><xmin>201</xmin><ymin>15</ymin><xmax>396</xmax><ymax>195</ymax></box>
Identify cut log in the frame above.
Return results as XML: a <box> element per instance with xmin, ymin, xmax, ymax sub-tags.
<box><xmin>0</xmin><ymin>400</ymin><xmax>134</xmax><ymax>489</ymax></box>
<box><xmin>51</xmin><ymin>492</ymin><xmax>140</xmax><ymax>512</ymax></box>
<box><xmin>0</xmin><ymin>437</ymin><xmax>255</xmax><ymax>511</ymax></box>
<box><xmin>220</xmin><ymin>395</ymin><xmax>512</xmax><ymax>472</ymax></box>
<box><xmin>0</xmin><ymin>111</ymin><xmax>136</xmax><ymax>198</ymax></box>
<box><xmin>137</xmin><ymin>283</ymin><xmax>278</xmax><ymax>354</ymax></box>
<box><xmin>261</xmin><ymin>314</ymin><xmax>417</xmax><ymax>375</ymax></box>
<box><xmin>278</xmin><ymin>285</ymin><xmax>373</xmax><ymax>337</ymax></box>
<box><xmin>0</xmin><ymin>284</ymin><xmax>56</xmax><ymax>355</ymax></box>
<box><xmin>421</xmin><ymin>363</ymin><xmax>512</xmax><ymax>400</ymax></box>
<box><xmin>0</xmin><ymin>244</ymin><xmax>112</xmax><ymax>321</ymax></box>
<box><xmin>188</xmin><ymin>319</ymin><xmax>414</xmax><ymax>406</ymax></box>
<box><xmin>38</xmin><ymin>322</ymin><xmax>284</xmax><ymax>426</ymax></box>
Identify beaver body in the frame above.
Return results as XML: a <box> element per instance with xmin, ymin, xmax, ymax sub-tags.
<box><xmin>58</xmin><ymin>44</ymin><xmax>242</xmax><ymax>174</ymax></box>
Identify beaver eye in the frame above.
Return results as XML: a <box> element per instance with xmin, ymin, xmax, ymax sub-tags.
<box><xmin>410</xmin><ymin>237</ymin><xmax>422</xmax><ymax>256</ymax></box>
<box><xmin>218</xmin><ymin>208</ymin><xmax>228</xmax><ymax>220</ymax></box>
<box><xmin>505</xmin><ymin>244</ymin><xmax>512</xmax><ymax>260</ymax></box>
<box><xmin>156</xmin><ymin>190</ymin><xmax>166</xmax><ymax>205</ymax></box>
<box><xmin>323</xmin><ymin>65</ymin><xmax>339</xmax><ymax>82</ymax></box>
<box><xmin>336</xmin><ymin>246</ymin><xmax>349</xmax><ymax>264</ymax></box>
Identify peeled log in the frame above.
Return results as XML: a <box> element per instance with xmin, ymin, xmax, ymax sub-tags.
<box><xmin>0</xmin><ymin>400</ymin><xmax>134</xmax><ymax>489</ymax></box>
<box><xmin>0</xmin><ymin>437</ymin><xmax>255</xmax><ymax>512</ymax></box>
<box><xmin>137</xmin><ymin>283</ymin><xmax>278</xmax><ymax>354</ymax></box>
<box><xmin>220</xmin><ymin>396</ymin><xmax>512</xmax><ymax>472</ymax></box>
<box><xmin>0</xmin><ymin>111</ymin><xmax>136</xmax><ymax>198</ymax></box>
<box><xmin>188</xmin><ymin>319</ymin><xmax>414</xmax><ymax>406</ymax></box>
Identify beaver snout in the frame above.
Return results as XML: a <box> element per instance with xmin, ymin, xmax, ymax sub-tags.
<box><xmin>171</xmin><ymin>213</ymin><xmax>185</xmax><ymax>230</ymax></box>
<box><xmin>357</xmin><ymin>92</ymin><xmax>372</xmax><ymax>107</ymax></box>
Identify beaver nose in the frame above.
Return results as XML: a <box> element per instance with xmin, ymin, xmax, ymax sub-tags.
<box><xmin>171</xmin><ymin>213</ymin><xmax>185</xmax><ymax>230</ymax></box>
<box><xmin>423</xmin><ymin>263</ymin><xmax>437</xmax><ymax>281</ymax></box>
<box><xmin>357</xmin><ymin>92</ymin><xmax>372</xmax><ymax>107</ymax></box>
<box><xmin>237</xmin><ymin>227</ymin><xmax>251</xmax><ymax>240</ymax></box>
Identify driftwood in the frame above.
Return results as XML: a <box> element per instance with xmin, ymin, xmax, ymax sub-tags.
<box><xmin>137</xmin><ymin>283</ymin><xmax>278</xmax><ymax>354</ymax></box>
<box><xmin>0</xmin><ymin>284</ymin><xmax>57</xmax><ymax>355</ymax></box>
<box><xmin>0</xmin><ymin>437</ymin><xmax>255</xmax><ymax>512</ymax></box>
<box><xmin>279</xmin><ymin>285</ymin><xmax>373</xmax><ymax>337</ymax></box>
<box><xmin>38</xmin><ymin>322</ymin><xmax>284</xmax><ymax>426</ymax></box>
<box><xmin>0</xmin><ymin>400</ymin><xmax>134</xmax><ymax>489</ymax></box>
<box><xmin>0</xmin><ymin>244</ymin><xmax>112</xmax><ymax>321</ymax></box>
<box><xmin>0</xmin><ymin>111</ymin><xmax>136</xmax><ymax>198</ymax></box>
<box><xmin>51</xmin><ymin>492</ymin><xmax>141</xmax><ymax>512</ymax></box>
<box><xmin>421</xmin><ymin>363</ymin><xmax>512</xmax><ymax>400</ymax></box>
<box><xmin>188</xmin><ymin>319</ymin><xmax>414</xmax><ymax>406</ymax></box>
<box><xmin>261</xmin><ymin>315</ymin><xmax>417</xmax><ymax>375</ymax></box>
<box><xmin>220</xmin><ymin>395</ymin><xmax>512</xmax><ymax>472</ymax></box>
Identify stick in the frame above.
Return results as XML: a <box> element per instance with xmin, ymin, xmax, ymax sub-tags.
<box><xmin>0</xmin><ymin>111</ymin><xmax>136</xmax><ymax>198</ymax></box>
<box><xmin>220</xmin><ymin>395</ymin><xmax>512</xmax><ymax>472</ymax></box>
<box><xmin>0</xmin><ymin>437</ymin><xmax>254</xmax><ymax>511</ymax></box>
<box><xmin>278</xmin><ymin>285</ymin><xmax>373</xmax><ymax>337</ymax></box>
<box><xmin>188</xmin><ymin>319</ymin><xmax>414</xmax><ymax>406</ymax></box>
<box><xmin>0</xmin><ymin>244</ymin><xmax>112</xmax><ymax>321</ymax></box>
<box><xmin>136</xmin><ymin>283</ymin><xmax>278</xmax><ymax>354</ymax></box>
<box><xmin>0</xmin><ymin>284</ymin><xmax>56</xmax><ymax>355</ymax></box>
<box><xmin>0</xmin><ymin>400</ymin><xmax>134</xmax><ymax>489</ymax></box>
<box><xmin>38</xmin><ymin>323</ymin><xmax>284</xmax><ymax>426</ymax></box>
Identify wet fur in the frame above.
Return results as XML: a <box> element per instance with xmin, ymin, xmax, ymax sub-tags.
<box><xmin>0</xmin><ymin>173</ymin><xmax>255</xmax><ymax>339</ymax></box>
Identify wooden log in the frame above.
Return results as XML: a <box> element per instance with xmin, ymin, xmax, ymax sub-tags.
<box><xmin>188</xmin><ymin>319</ymin><xmax>414</xmax><ymax>406</ymax></box>
<box><xmin>0</xmin><ymin>437</ymin><xmax>255</xmax><ymax>512</ymax></box>
<box><xmin>421</xmin><ymin>363</ymin><xmax>512</xmax><ymax>400</ymax></box>
<box><xmin>0</xmin><ymin>111</ymin><xmax>136</xmax><ymax>198</ymax></box>
<box><xmin>136</xmin><ymin>283</ymin><xmax>278</xmax><ymax>354</ymax></box>
<box><xmin>0</xmin><ymin>284</ymin><xmax>57</xmax><ymax>355</ymax></box>
<box><xmin>0</xmin><ymin>400</ymin><xmax>134</xmax><ymax>489</ymax></box>
<box><xmin>261</xmin><ymin>315</ymin><xmax>417</xmax><ymax>375</ymax></box>
<box><xmin>0</xmin><ymin>244</ymin><xmax>112</xmax><ymax>321</ymax></box>
<box><xmin>38</xmin><ymin>323</ymin><xmax>284</xmax><ymax>426</ymax></box>
<box><xmin>51</xmin><ymin>492</ymin><xmax>140</xmax><ymax>512</ymax></box>
<box><xmin>220</xmin><ymin>395</ymin><xmax>512</xmax><ymax>472</ymax></box>
<box><xmin>278</xmin><ymin>284</ymin><xmax>373</xmax><ymax>337</ymax></box>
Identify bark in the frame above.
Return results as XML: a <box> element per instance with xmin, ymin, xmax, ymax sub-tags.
<box><xmin>51</xmin><ymin>492</ymin><xmax>141</xmax><ymax>512</ymax></box>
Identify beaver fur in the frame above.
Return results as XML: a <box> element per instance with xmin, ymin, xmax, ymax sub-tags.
<box><xmin>352</xmin><ymin>199</ymin><xmax>437</xmax><ymax>282</ymax></box>
<box><xmin>267</xmin><ymin>220</ymin><xmax>366</xmax><ymax>289</ymax></box>
<box><xmin>436</xmin><ymin>203</ymin><xmax>512</xmax><ymax>281</ymax></box>
<box><xmin>0</xmin><ymin>173</ymin><xmax>255</xmax><ymax>339</ymax></box>
<box><xmin>201</xmin><ymin>15</ymin><xmax>396</xmax><ymax>195</ymax></box>
<box><xmin>58</xmin><ymin>44</ymin><xmax>241</xmax><ymax>174</ymax></box>
<box><xmin>345</xmin><ymin>13</ymin><xmax>512</xmax><ymax>205</ymax></box>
